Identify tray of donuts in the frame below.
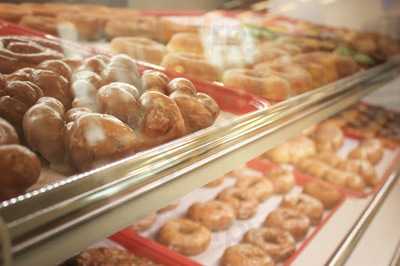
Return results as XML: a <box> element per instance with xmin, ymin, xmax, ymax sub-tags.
<box><xmin>120</xmin><ymin>156</ymin><xmax>344</xmax><ymax>266</ymax></box>
<box><xmin>59</xmin><ymin>230</ymin><xmax>200</xmax><ymax>266</ymax></box>
<box><xmin>331</xmin><ymin>102</ymin><xmax>400</xmax><ymax>149</ymax></box>
<box><xmin>255</xmin><ymin>119</ymin><xmax>400</xmax><ymax>198</ymax></box>
<box><xmin>77</xmin><ymin>10</ymin><xmax>363</xmax><ymax>103</ymax></box>
<box><xmin>0</xmin><ymin>23</ymin><xmax>269</xmax><ymax>201</ymax></box>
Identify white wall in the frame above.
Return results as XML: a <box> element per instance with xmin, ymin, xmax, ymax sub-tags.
<box><xmin>267</xmin><ymin>0</ymin><xmax>400</xmax><ymax>37</ymax></box>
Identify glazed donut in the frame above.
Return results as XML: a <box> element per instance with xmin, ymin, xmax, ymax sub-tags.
<box><xmin>19</xmin><ymin>15</ymin><xmax>59</xmax><ymax>36</ymax></box>
<box><xmin>296</xmin><ymin>157</ymin><xmax>331</xmax><ymax>178</ymax></box>
<box><xmin>312</xmin><ymin>122</ymin><xmax>344</xmax><ymax>152</ymax></box>
<box><xmin>134</xmin><ymin>91</ymin><xmax>186</xmax><ymax>150</ymax></box>
<box><xmin>205</xmin><ymin>176</ymin><xmax>225</xmax><ymax>188</ymax></box>
<box><xmin>280</xmin><ymin>194</ymin><xmax>324</xmax><ymax>225</ymax></box>
<box><xmin>167</xmin><ymin>78</ymin><xmax>220</xmax><ymax>133</ymax></box>
<box><xmin>131</xmin><ymin>213</ymin><xmax>157</xmax><ymax>232</ymax></box>
<box><xmin>101</xmin><ymin>54</ymin><xmax>141</xmax><ymax>87</ymax></box>
<box><xmin>0</xmin><ymin>144</ymin><xmax>41</xmax><ymax>200</ymax></box>
<box><xmin>0</xmin><ymin>36</ymin><xmax>63</xmax><ymax>74</ymax></box>
<box><xmin>315</xmin><ymin>151</ymin><xmax>343</xmax><ymax>167</ymax></box>
<box><xmin>167</xmin><ymin>33</ymin><xmax>203</xmax><ymax>55</ymax></box>
<box><xmin>23</xmin><ymin>97</ymin><xmax>66</xmax><ymax>165</ymax></box>
<box><xmin>334</xmin><ymin>55</ymin><xmax>360</xmax><ymax>78</ymax></box>
<box><xmin>110</xmin><ymin>37</ymin><xmax>167</xmax><ymax>65</ymax></box>
<box><xmin>161</xmin><ymin>52</ymin><xmax>220</xmax><ymax>82</ymax></box>
<box><xmin>321</xmin><ymin>168</ymin><xmax>348</xmax><ymax>187</ymax></box>
<box><xmin>348</xmin><ymin>139</ymin><xmax>383</xmax><ymax>165</ymax></box>
<box><xmin>57</xmin><ymin>13</ymin><xmax>107</xmax><ymax>41</ymax></box>
<box><xmin>66</xmin><ymin>113</ymin><xmax>137</xmax><ymax>172</ymax></box>
<box><xmin>38</xmin><ymin>59</ymin><xmax>72</xmax><ymax>82</ymax></box>
<box><xmin>221</xmin><ymin>244</ymin><xmax>274</xmax><ymax>266</ymax></box>
<box><xmin>105</xmin><ymin>17</ymin><xmax>159</xmax><ymax>40</ymax></box>
<box><xmin>157</xmin><ymin>218</ymin><xmax>211</xmax><ymax>256</ymax></box>
<box><xmin>254</xmin><ymin>61</ymin><xmax>313</xmax><ymax>94</ymax></box>
<box><xmin>7</xmin><ymin>67</ymin><xmax>73</xmax><ymax>109</ymax></box>
<box><xmin>291</xmin><ymin>56</ymin><xmax>327</xmax><ymax>88</ymax></box>
<box><xmin>65</xmin><ymin>107</ymin><xmax>92</xmax><ymax>123</ymax></box>
<box><xmin>158</xmin><ymin>16</ymin><xmax>199</xmax><ymax>43</ymax></box>
<box><xmin>217</xmin><ymin>187</ymin><xmax>259</xmax><ymax>219</ymax></box>
<box><xmin>337</xmin><ymin>159</ymin><xmax>378</xmax><ymax>186</ymax></box>
<box><xmin>265</xmin><ymin>136</ymin><xmax>316</xmax><ymax>164</ymax></box>
<box><xmin>235</xmin><ymin>174</ymin><xmax>274</xmax><ymax>202</ymax></box>
<box><xmin>253</xmin><ymin>45</ymin><xmax>289</xmax><ymax>64</ymax></box>
<box><xmin>0</xmin><ymin>118</ymin><xmax>19</xmax><ymax>145</ymax></box>
<box><xmin>96</xmin><ymin>82</ymin><xmax>141</xmax><ymax>127</ymax></box>
<box><xmin>64</xmin><ymin>247</ymin><xmax>156</xmax><ymax>266</ymax></box>
<box><xmin>222</xmin><ymin>68</ymin><xmax>291</xmax><ymax>101</ymax></box>
<box><xmin>0</xmin><ymin>4</ymin><xmax>31</xmax><ymax>23</ymax></box>
<box><xmin>265</xmin><ymin>169</ymin><xmax>296</xmax><ymax>194</ymax></box>
<box><xmin>344</xmin><ymin>172</ymin><xmax>366</xmax><ymax>191</ymax></box>
<box><xmin>263</xmin><ymin>207</ymin><xmax>310</xmax><ymax>241</ymax></box>
<box><xmin>141</xmin><ymin>70</ymin><xmax>169</xmax><ymax>94</ymax></box>
<box><xmin>243</xmin><ymin>227</ymin><xmax>296</xmax><ymax>261</ymax></box>
<box><xmin>78</xmin><ymin>55</ymin><xmax>110</xmax><ymax>76</ymax></box>
<box><xmin>0</xmin><ymin>79</ymin><xmax>44</xmax><ymax>135</ymax></box>
<box><xmin>303</xmin><ymin>179</ymin><xmax>342</xmax><ymax>209</ymax></box>
<box><xmin>187</xmin><ymin>200</ymin><xmax>235</xmax><ymax>231</ymax></box>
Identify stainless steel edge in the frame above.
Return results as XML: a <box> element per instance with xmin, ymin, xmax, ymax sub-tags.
<box><xmin>326</xmin><ymin>162</ymin><xmax>400</xmax><ymax>266</ymax></box>
<box><xmin>1</xmin><ymin>59</ymin><xmax>399</xmax><ymax>266</ymax></box>
<box><xmin>390</xmin><ymin>240</ymin><xmax>400</xmax><ymax>266</ymax></box>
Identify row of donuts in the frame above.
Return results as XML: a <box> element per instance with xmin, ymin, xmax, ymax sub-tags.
<box><xmin>60</xmin><ymin>246</ymin><xmax>163</xmax><ymax>266</ymax></box>
<box><xmin>244</xmin><ymin>13</ymin><xmax>400</xmax><ymax>61</ymax></box>
<box><xmin>133</xmin><ymin>162</ymin><xmax>343</xmax><ymax>266</ymax></box>
<box><xmin>0</xmin><ymin>35</ymin><xmax>220</xmax><ymax>199</ymax></box>
<box><xmin>154</xmin><ymin>169</ymin><xmax>296</xmax><ymax>256</ymax></box>
<box><xmin>111</xmin><ymin>31</ymin><xmax>360</xmax><ymax>101</ymax></box>
<box><xmin>334</xmin><ymin>103</ymin><xmax>400</xmax><ymax>148</ymax></box>
<box><xmin>0</xmin><ymin>3</ymin><xmax>195</xmax><ymax>43</ymax></box>
<box><xmin>220</xmin><ymin>178</ymin><xmax>343</xmax><ymax>266</ymax></box>
<box><xmin>265</xmin><ymin>120</ymin><xmax>384</xmax><ymax>192</ymax></box>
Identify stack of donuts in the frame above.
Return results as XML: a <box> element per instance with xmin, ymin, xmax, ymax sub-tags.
<box><xmin>0</xmin><ymin>36</ymin><xmax>220</xmax><ymax>200</ymax></box>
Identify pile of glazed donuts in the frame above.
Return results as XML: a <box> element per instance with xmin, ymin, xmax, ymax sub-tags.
<box><xmin>0</xmin><ymin>35</ymin><xmax>219</xmax><ymax>200</ymax></box>
<box><xmin>0</xmin><ymin>3</ymin><xmax>196</xmax><ymax>42</ymax></box>
<box><xmin>110</xmin><ymin>31</ymin><xmax>361</xmax><ymax>101</ymax></box>
<box><xmin>265</xmin><ymin>120</ymin><xmax>385</xmax><ymax>192</ymax></box>
<box><xmin>129</xmin><ymin>150</ymin><xmax>343</xmax><ymax>265</ymax></box>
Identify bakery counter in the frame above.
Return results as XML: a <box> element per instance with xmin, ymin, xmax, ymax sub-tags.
<box><xmin>1</xmin><ymin>56</ymin><xmax>399</xmax><ymax>266</ymax></box>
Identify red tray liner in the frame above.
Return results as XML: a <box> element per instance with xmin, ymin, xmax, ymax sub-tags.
<box><xmin>110</xmin><ymin>229</ymin><xmax>201</xmax><ymax>266</ymax></box>
<box><xmin>0</xmin><ymin>20</ymin><xmax>269</xmax><ymax>115</ymax></box>
<box><xmin>247</xmin><ymin>150</ymin><xmax>400</xmax><ymax>198</ymax></box>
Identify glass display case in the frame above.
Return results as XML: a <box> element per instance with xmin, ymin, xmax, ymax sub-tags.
<box><xmin>0</xmin><ymin>1</ymin><xmax>399</xmax><ymax>266</ymax></box>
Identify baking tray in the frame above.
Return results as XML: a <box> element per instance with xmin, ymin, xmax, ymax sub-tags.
<box><xmin>122</xmin><ymin>164</ymin><xmax>344</xmax><ymax>266</ymax></box>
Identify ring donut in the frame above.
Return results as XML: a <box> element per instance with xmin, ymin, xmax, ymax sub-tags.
<box><xmin>243</xmin><ymin>227</ymin><xmax>296</xmax><ymax>262</ymax></box>
<box><xmin>187</xmin><ymin>200</ymin><xmax>235</xmax><ymax>231</ymax></box>
<box><xmin>221</xmin><ymin>243</ymin><xmax>274</xmax><ymax>266</ymax></box>
<box><xmin>157</xmin><ymin>218</ymin><xmax>211</xmax><ymax>256</ymax></box>
<box><xmin>264</xmin><ymin>207</ymin><xmax>310</xmax><ymax>241</ymax></box>
<box><xmin>280</xmin><ymin>194</ymin><xmax>324</xmax><ymax>225</ymax></box>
